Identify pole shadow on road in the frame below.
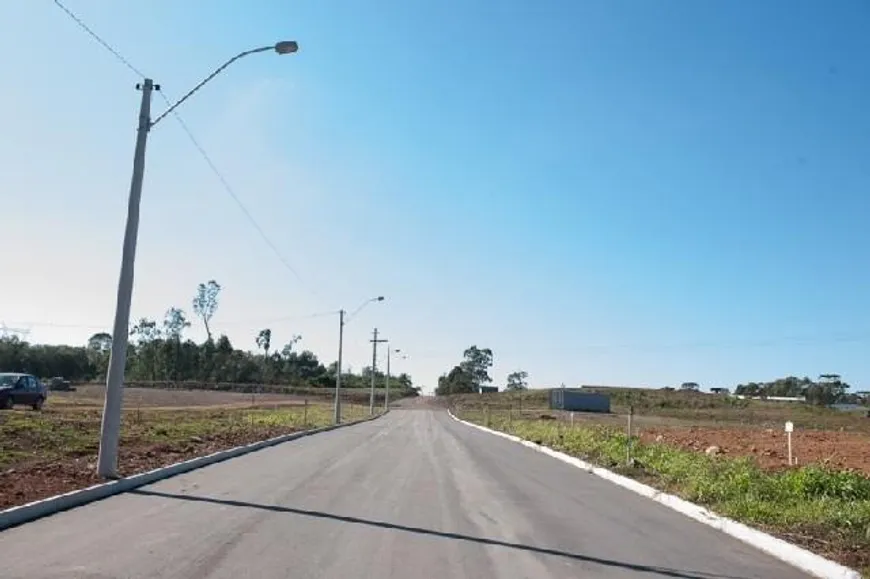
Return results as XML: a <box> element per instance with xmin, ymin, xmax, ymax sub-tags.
<box><xmin>130</xmin><ymin>489</ymin><xmax>752</xmax><ymax>579</ymax></box>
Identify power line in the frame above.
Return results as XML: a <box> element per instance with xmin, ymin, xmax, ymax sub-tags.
<box><xmin>52</xmin><ymin>0</ymin><xmax>145</xmax><ymax>78</ymax></box>
<box><xmin>156</xmin><ymin>94</ymin><xmax>311</xmax><ymax>290</ymax></box>
<box><xmin>7</xmin><ymin>308</ymin><xmax>340</xmax><ymax>332</ymax></box>
<box><xmin>50</xmin><ymin>0</ymin><xmax>314</xmax><ymax>295</ymax></box>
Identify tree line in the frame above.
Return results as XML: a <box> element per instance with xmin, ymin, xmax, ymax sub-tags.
<box><xmin>734</xmin><ymin>374</ymin><xmax>862</xmax><ymax>406</ymax></box>
<box><xmin>434</xmin><ymin>345</ymin><xmax>529</xmax><ymax>395</ymax></box>
<box><xmin>0</xmin><ymin>280</ymin><xmax>415</xmax><ymax>393</ymax></box>
<box><xmin>430</xmin><ymin>346</ymin><xmax>863</xmax><ymax>408</ymax></box>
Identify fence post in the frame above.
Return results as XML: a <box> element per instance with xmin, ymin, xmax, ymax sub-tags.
<box><xmin>304</xmin><ymin>399</ymin><xmax>308</xmax><ymax>427</ymax></box>
<box><xmin>626</xmin><ymin>405</ymin><xmax>634</xmax><ymax>466</ymax></box>
<box><xmin>484</xmin><ymin>404</ymin><xmax>490</xmax><ymax>428</ymax></box>
<box><xmin>508</xmin><ymin>403</ymin><xmax>513</xmax><ymax>430</ymax></box>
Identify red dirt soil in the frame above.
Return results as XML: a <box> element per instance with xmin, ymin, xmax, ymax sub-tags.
<box><xmin>638</xmin><ymin>425</ymin><xmax>870</xmax><ymax>475</ymax></box>
<box><xmin>0</xmin><ymin>425</ymin><xmax>302</xmax><ymax>511</ymax></box>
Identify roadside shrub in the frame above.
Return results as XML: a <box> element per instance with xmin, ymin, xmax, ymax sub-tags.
<box><xmin>777</xmin><ymin>466</ymin><xmax>870</xmax><ymax>502</ymax></box>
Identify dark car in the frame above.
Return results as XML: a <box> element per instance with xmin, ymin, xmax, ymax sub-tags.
<box><xmin>0</xmin><ymin>373</ymin><xmax>48</xmax><ymax>410</ymax></box>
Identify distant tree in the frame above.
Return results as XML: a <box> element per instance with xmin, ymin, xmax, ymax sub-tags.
<box><xmin>255</xmin><ymin>328</ymin><xmax>273</xmax><ymax>382</ymax></box>
<box><xmin>396</xmin><ymin>372</ymin><xmax>413</xmax><ymax>390</ymax></box>
<box><xmin>505</xmin><ymin>370</ymin><xmax>529</xmax><ymax>391</ymax></box>
<box><xmin>256</xmin><ymin>329</ymin><xmax>272</xmax><ymax>357</ymax></box>
<box><xmin>85</xmin><ymin>332</ymin><xmax>113</xmax><ymax>379</ymax></box>
<box><xmin>435</xmin><ymin>365</ymin><xmax>476</xmax><ymax>396</ymax></box>
<box><xmin>160</xmin><ymin>309</ymin><xmax>190</xmax><ymax>381</ymax></box>
<box><xmin>129</xmin><ymin>318</ymin><xmax>162</xmax><ymax>380</ymax></box>
<box><xmin>806</xmin><ymin>375</ymin><xmax>849</xmax><ymax>406</ymax></box>
<box><xmin>87</xmin><ymin>332</ymin><xmax>113</xmax><ymax>353</ymax></box>
<box><xmin>216</xmin><ymin>334</ymin><xmax>233</xmax><ymax>353</ymax></box>
<box><xmin>192</xmin><ymin>280</ymin><xmax>222</xmax><ymax>341</ymax></box>
<box><xmin>162</xmin><ymin>308</ymin><xmax>190</xmax><ymax>341</ymax></box>
<box><xmin>460</xmin><ymin>345</ymin><xmax>493</xmax><ymax>392</ymax></box>
<box><xmin>130</xmin><ymin>318</ymin><xmax>161</xmax><ymax>343</ymax></box>
<box><xmin>279</xmin><ymin>335</ymin><xmax>302</xmax><ymax>359</ymax></box>
<box><xmin>680</xmin><ymin>382</ymin><xmax>700</xmax><ymax>392</ymax></box>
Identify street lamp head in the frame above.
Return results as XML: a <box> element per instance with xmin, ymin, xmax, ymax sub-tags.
<box><xmin>274</xmin><ymin>40</ymin><xmax>299</xmax><ymax>55</ymax></box>
<box><xmin>375</xmin><ymin>296</ymin><xmax>385</xmax><ymax>302</ymax></box>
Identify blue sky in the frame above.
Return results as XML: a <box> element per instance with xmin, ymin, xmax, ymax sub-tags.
<box><xmin>1</xmin><ymin>1</ymin><xmax>869</xmax><ymax>393</ymax></box>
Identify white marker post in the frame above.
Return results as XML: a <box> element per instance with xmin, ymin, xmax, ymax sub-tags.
<box><xmin>785</xmin><ymin>421</ymin><xmax>794</xmax><ymax>466</ymax></box>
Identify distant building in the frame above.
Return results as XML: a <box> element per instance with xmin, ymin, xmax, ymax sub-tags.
<box><xmin>551</xmin><ymin>389</ymin><xmax>611</xmax><ymax>413</ymax></box>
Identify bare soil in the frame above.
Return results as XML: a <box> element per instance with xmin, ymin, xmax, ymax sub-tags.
<box><xmin>638</xmin><ymin>425</ymin><xmax>870</xmax><ymax>475</ymax></box>
<box><xmin>0</xmin><ymin>424</ymin><xmax>304</xmax><ymax>511</ymax></box>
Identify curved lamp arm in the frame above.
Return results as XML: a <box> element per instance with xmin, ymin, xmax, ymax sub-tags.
<box><xmin>151</xmin><ymin>41</ymin><xmax>298</xmax><ymax>128</ymax></box>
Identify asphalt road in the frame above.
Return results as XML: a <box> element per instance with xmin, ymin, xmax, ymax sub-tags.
<box><xmin>0</xmin><ymin>408</ymin><xmax>810</xmax><ymax>579</ymax></box>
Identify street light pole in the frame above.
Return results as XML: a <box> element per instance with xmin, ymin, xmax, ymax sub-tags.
<box><xmin>333</xmin><ymin>309</ymin><xmax>345</xmax><ymax>424</ymax></box>
<box><xmin>333</xmin><ymin>296</ymin><xmax>384</xmax><ymax>424</ymax></box>
<box><xmin>96</xmin><ymin>41</ymin><xmax>298</xmax><ymax>479</ymax></box>
<box><xmin>97</xmin><ymin>79</ymin><xmax>154</xmax><ymax>478</ymax></box>
<box><xmin>385</xmin><ymin>348</ymin><xmax>404</xmax><ymax>411</ymax></box>
<box><xmin>385</xmin><ymin>345</ymin><xmax>390</xmax><ymax>411</ymax></box>
<box><xmin>369</xmin><ymin>328</ymin><xmax>387</xmax><ymax>415</ymax></box>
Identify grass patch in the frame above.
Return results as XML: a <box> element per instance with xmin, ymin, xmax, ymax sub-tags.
<box><xmin>1</xmin><ymin>401</ymin><xmax>372</xmax><ymax>469</ymax></box>
<box><xmin>458</xmin><ymin>408</ymin><xmax>870</xmax><ymax>574</ymax></box>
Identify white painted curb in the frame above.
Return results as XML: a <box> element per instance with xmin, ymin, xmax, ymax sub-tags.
<box><xmin>0</xmin><ymin>412</ymin><xmax>385</xmax><ymax>532</ymax></box>
<box><xmin>447</xmin><ymin>409</ymin><xmax>861</xmax><ymax>579</ymax></box>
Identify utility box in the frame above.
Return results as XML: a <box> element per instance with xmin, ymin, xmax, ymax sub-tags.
<box><xmin>550</xmin><ymin>389</ymin><xmax>611</xmax><ymax>413</ymax></box>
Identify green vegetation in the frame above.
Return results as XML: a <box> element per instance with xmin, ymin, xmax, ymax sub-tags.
<box><xmin>0</xmin><ymin>402</ymin><xmax>368</xmax><ymax>469</ymax></box>
<box><xmin>734</xmin><ymin>374</ymin><xmax>862</xmax><ymax>406</ymax></box>
<box><xmin>435</xmin><ymin>345</ymin><xmax>495</xmax><ymax>395</ymax></box>
<box><xmin>456</xmin><ymin>407</ymin><xmax>870</xmax><ymax>574</ymax></box>
<box><xmin>0</xmin><ymin>279</ymin><xmax>418</xmax><ymax>397</ymax></box>
<box><xmin>505</xmin><ymin>370</ymin><xmax>529</xmax><ymax>391</ymax></box>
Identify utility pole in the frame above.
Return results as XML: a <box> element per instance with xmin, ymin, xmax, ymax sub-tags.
<box><xmin>385</xmin><ymin>346</ymin><xmax>391</xmax><ymax>411</ymax></box>
<box><xmin>333</xmin><ymin>309</ymin><xmax>345</xmax><ymax>424</ymax></box>
<box><xmin>370</xmin><ymin>328</ymin><xmax>387</xmax><ymax>415</ymax></box>
<box><xmin>97</xmin><ymin>79</ymin><xmax>155</xmax><ymax>479</ymax></box>
<box><xmin>93</xmin><ymin>43</ymin><xmax>298</xmax><ymax>480</ymax></box>
<box><xmin>333</xmin><ymin>296</ymin><xmax>384</xmax><ymax>424</ymax></box>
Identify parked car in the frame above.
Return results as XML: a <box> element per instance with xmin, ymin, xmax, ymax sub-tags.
<box><xmin>0</xmin><ymin>373</ymin><xmax>48</xmax><ymax>410</ymax></box>
<box><xmin>47</xmin><ymin>376</ymin><xmax>75</xmax><ymax>391</ymax></box>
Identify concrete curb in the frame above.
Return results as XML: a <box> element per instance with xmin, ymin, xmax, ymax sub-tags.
<box><xmin>447</xmin><ymin>409</ymin><xmax>860</xmax><ymax>579</ymax></box>
<box><xmin>0</xmin><ymin>412</ymin><xmax>385</xmax><ymax>532</ymax></box>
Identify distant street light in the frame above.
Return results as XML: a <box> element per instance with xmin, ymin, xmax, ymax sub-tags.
<box><xmin>97</xmin><ymin>41</ymin><xmax>299</xmax><ymax>479</ymax></box>
<box><xmin>334</xmin><ymin>296</ymin><xmax>384</xmax><ymax>424</ymax></box>
<box><xmin>385</xmin><ymin>347</ymin><xmax>406</xmax><ymax>411</ymax></box>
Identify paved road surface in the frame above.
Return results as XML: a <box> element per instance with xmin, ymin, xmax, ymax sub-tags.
<box><xmin>0</xmin><ymin>409</ymin><xmax>809</xmax><ymax>578</ymax></box>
